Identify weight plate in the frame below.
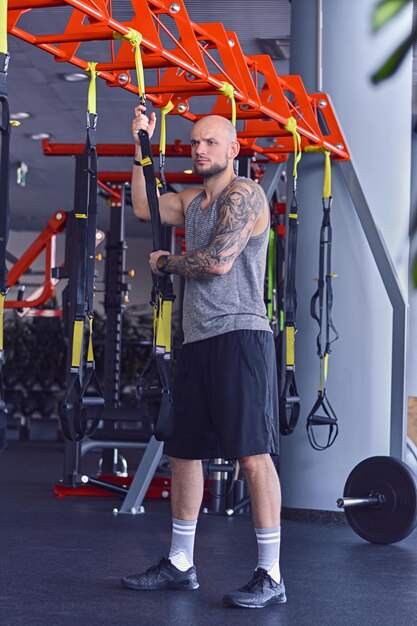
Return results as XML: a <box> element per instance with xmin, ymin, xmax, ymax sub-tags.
<box><xmin>343</xmin><ymin>456</ymin><xmax>417</xmax><ymax>544</ymax></box>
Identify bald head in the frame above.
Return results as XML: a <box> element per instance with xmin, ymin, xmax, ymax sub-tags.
<box><xmin>192</xmin><ymin>115</ymin><xmax>237</xmax><ymax>143</ymax></box>
<box><xmin>190</xmin><ymin>115</ymin><xmax>239</xmax><ymax>179</ymax></box>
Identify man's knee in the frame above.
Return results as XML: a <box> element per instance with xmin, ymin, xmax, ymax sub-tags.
<box><xmin>168</xmin><ymin>456</ymin><xmax>202</xmax><ymax>475</ymax></box>
<box><xmin>238</xmin><ymin>453</ymin><xmax>271</xmax><ymax>477</ymax></box>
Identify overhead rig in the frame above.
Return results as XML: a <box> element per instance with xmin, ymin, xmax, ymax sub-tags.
<box><xmin>7</xmin><ymin>0</ymin><xmax>349</xmax><ymax>161</ymax></box>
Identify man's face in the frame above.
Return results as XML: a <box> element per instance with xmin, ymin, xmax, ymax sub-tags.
<box><xmin>190</xmin><ymin>121</ymin><xmax>230</xmax><ymax>179</ymax></box>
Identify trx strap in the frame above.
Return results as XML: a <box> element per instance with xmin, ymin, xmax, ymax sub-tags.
<box><xmin>0</xmin><ymin>0</ymin><xmax>17</xmax><ymax>451</ymax></box>
<box><xmin>218</xmin><ymin>81</ymin><xmax>238</xmax><ymax>174</ymax></box>
<box><xmin>279</xmin><ymin>117</ymin><xmax>302</xmax><ymax>436</ymax></box>
<box><xmin>267</xmin><ymin>229</ymin><xmax>277</xmax><ymax>332</ymax></box>
<box><xmin>267</xmin><ymin>203</ymin><xmax>285</xmax><ymax>337</ymax></box>
<box><xmin>122</xmin><ymin>29</ymin><xmax>175</xmax><ymax>441</ymax></box>
<box><xmin>158</xmin><ymin>100</ymin><xmax>174</xmax><ymax>195</ymax></box>
<box><xmin>218</xmin><ymin>82</ymin><xmax>237</xmax><ymax>127</ymax></box>
<box><xmin>60</xmin><ymin>63</ymin><xmax>104</xmax><ymax>441</ymax></box>
<box><xmin>305</xmin><ymin>149</ymin><xmax>339</xmax><ymax>450</ymax></box>
<box><xmin>267</xmin><ymin>203</ymin><xmax>285</xmax><ymax>415</ymax></box>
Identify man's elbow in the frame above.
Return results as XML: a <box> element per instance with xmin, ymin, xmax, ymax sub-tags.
<box><xmin>132</xmin><ymin>203</ymin><xmax>150</xmax><ymax>222</ymax></box>
<box><xmin>210</xmin><ymin>260</ymin><xmax>233</xmax><ymax>276</ymax></box>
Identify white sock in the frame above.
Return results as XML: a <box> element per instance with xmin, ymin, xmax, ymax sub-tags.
<box><xmin>255</xmin><ymin>526</ymin><xmax>281</xmax><ymax>583</ymax></box>
<box><xmin>168</xmin><ymin>518</ymin><xmax>197</xmax><ymax>572</ymax></box>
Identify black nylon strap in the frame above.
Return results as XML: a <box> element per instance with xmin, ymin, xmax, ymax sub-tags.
<box><xmin>279</xmin><ymin>370</ymin><xmax>300</xmax><ymax>436</ymax></box>
<box><xmin>60</xmin><ymin>114</ymin><xmax>104</xmax><ymax>441</ymax></box>
<box><xmin>159</xmin><ymin>150</ymin><xmax>167</xmax><ymax>196</ymax></box>
<box><xmin>0</xmin><ymin>351</ymin><xmax>7</xmax><ymax>451</ymax></box>
<box><xmin>136</xmin><ymin>126</ymin><xmax>174</xmax><ymax>442</ymax></box>
<box><xmin>73</xmin><ymin>115</ymin><xmax>97</xmax><ymax>317</ymax></box>
<box><xmin>284</xmin><ymin>194</ymin><xmax>299</xmax><ymax>324</ymax></box>
<box><xmin>310</xmin><ymin>198</ymin><xmax>339</xmax><ymax>358</ymax></box>
<box><xmin>60</xmin><ymin>374</ymin><xmax>84</xmax><ymax>441</ymax></box>
<box><xmin>279</xmin><ymin>191</ymin><xmax>301</xmax><ymax>436</ymax></box>
<box><xmin>307</xmin><ymin>196</ymin><xmax>339</xmax><ymax>450</ymax></box>
<box><xmin>0</xmin><ymin>94</ymin><xmax>11</xmax><ymax>291</ymax></box>
<box><xmin>0</xmin><ymin>53</ymin><xmax>9</xmax><ymax>97</ymax></box>
<box><xmin>85</xmin><ymin>119</ymin><xmax>98</xmax><ymax>316</ymax></box>
<box><xmin>0</xmin><ymin>54</ymin><xmax>11</xmax><ymax>451</ymax></box>
<box><xmin>138</xmin><ymin>130</ymin><xmax>174</xmax><ymax>301</ymax></box>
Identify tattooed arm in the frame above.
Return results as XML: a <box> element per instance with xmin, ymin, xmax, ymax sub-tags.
<box><xmin>150</xmin><ymin>179</ymin><xmax>266</xmax><ymax>279</ymax></box>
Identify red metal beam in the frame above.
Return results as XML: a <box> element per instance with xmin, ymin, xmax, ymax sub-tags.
<box><xmin>98</xmin><ymin>171</ymin><xmax>203</xmax><ymax>185</ymax></box>
<box><xmin>41</xmin><ymin>139</ymin><xmax>259</xmax><ymax>157</ymax></box>
<box><xmin>5</xmin><ymin>211</ymin><xmax>66</xmax><ymax>309</ymax></box>
<box><xmin>7</xmin><ymin>0</ymin><xmax>350</xmax><ymax>161</ymax></box>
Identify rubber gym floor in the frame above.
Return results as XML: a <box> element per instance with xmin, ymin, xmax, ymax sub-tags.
<box><xmin>1</xmin><ymin>441</ymin><xmax>417</xmax><ymax>626</ymax></box>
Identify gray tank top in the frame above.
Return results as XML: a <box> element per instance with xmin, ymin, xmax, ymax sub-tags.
<box><xmin>182</xmin><ymin>177</ymin><xmax>272</xmax><ymax>344</ymax></box>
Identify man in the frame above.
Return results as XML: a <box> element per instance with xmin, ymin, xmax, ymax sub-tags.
<box><xmin>121</xmin><ymin>104</ymin><xmax>285</xmax><ymax>609</ymax></box>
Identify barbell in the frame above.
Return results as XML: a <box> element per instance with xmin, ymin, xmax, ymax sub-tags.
<box><xmin>337</xmin><ymin>456</ymin><xmax>417</xmax><ymax>544</ymax></box>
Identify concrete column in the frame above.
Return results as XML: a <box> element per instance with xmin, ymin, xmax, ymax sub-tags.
<box><xmin>280</xmin><ymin>0</ymin><xmax>413</xmax><ymax>510</ymax></box>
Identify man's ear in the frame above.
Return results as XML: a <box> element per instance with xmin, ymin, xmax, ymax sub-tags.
<box><xmin>229</xmin><ymin>139</ymin><xmax>240</xmax><ymax>160</ymax></box>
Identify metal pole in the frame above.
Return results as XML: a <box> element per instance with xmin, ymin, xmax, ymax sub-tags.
<box><xmin>338</xmin><ymin>160</ymin><xmax>408</xmax><ymax>460</ymax></box>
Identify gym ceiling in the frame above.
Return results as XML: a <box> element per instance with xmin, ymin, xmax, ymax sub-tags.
<box><xmin>5</xmin><ymin>0</ymin><xmax>291</xmax><ymax>234</ymax></box>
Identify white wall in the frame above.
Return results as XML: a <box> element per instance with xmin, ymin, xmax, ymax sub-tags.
<box><xmin>280</xmin><ymin>0</ymin><xmax>413</xmax><ymax>510</ymax></box>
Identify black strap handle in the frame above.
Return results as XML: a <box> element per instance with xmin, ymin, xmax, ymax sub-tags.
<box><xmin>306</xmin><ymin>391</ymin><xmax>339</xmax><ymax>451</ymax></box>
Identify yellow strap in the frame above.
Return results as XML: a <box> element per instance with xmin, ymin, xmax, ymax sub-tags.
<box><xmin>162</xmin><ymin>300</ymin><xmax>172</xmax><ymax>354</ymax></box>
<box><xmin>152</xmin><ymin>306</ymin><xmax>157</xmax><ymax>347</ymax></box>
<box><xmin>318</xmin><ymin>353</ymin><xmax>329</xmax><ymax>392</ymax></box>
<box><xmin>75</xmin><ymin>213</ymin><xmax>87</xmax><ymax>219</ymax></box>
<box><xmin>303</xmin><ymin>146</ymin><xmax>332</xmax><ymax>199</ymax></box>
<box><xmin>284</xmin><ymin>117</ymin><xmax>302</xmax><ymax>179</ymax></box>
<box><xmin>71</xmin><ymin>320</ymin><xmax>84</xmax><ymax>368</ymax></box>
<box><xmin>155</xmin><ymin>296</ymin><xmax>173</xmax><ymax>353</ymax></box>
<box><xmin>0</xmin><ymin>0</ymin><xmax>7</xmax><ymax>55</ymax></box>
<box><xmin>285</xmin><ymin>326</ymin><xmax>295</xmax><ymax>367</ymax></box>
<box><xmin>86</xmin><ymin>316</ymin><xmax>94</xmax><ymax>363</ymax></box>
<box><xmin>159</xmin><ymin>100</ymin><xmax>174</xmax><ymax>156</ymax></box>
<box><xmin>323</xmin><ymin>150</ymin><xmax>331</xmax><ymax>199</ymax></box>
<box><xmin>323</xmin><ymin>353</ymin><xmax>329</xmax><ymax>384</ymax></box>
<box><xmin>140</xmin><ymin>156</ymin><xmax>153</xmax><ymax>167</ymax></box>
<box><xmin>155</xmin><ymin>297</ymin><xmax>165</xmax><ymax>349</ymax></box>
<box><xmin>0</xmin><ymin>293</ymin><xmax>4</xmax><ymax>351</ymax></box>
<box><xmin>85</xmin><ymin>61</ymin><xmax>98</xmax><ymax>116</ymax></box>
<box><xmin>218</xmin><ymin>82</ymin><xmax>236</xmax><ymax>127</ymax></box>
<box><xmin>303</xmin><ymin>145</ymin><xmax>325</xmax><ymax>153</ymax></box>
<box><xmin>288</xmin><ymin>213</ymin><xmax>298</xmax><ymax>220</ymax></box>
<box><xmin>114</xmin><ymin>28</ymin><xmax>145</xmax><ymax>99</ymax></box>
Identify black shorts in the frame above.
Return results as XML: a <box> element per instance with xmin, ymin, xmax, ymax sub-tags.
<box><xmin>164</xmin><ymin>330</ymin><xmax>279</xmax><ymax>460</ymax></box>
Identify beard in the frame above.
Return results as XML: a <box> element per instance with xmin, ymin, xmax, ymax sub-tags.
<box><xmin>193</xmin><ymin>158</ymin><xmax>228</xmax><ymax>179</ymax></box>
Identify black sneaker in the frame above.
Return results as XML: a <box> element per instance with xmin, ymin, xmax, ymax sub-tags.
<box><xmin>121</xmin><ymin>558</ymin><xmax>199</xmax><ymax>591</ymax></box>
<box><xmin>222</xmin><ymin>568</ymin><xmax>286</xmax><ymax>608</ymax></box>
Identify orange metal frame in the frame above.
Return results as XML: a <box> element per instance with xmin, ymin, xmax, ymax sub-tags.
<box><xmin>41</xmin><ymin>138</ymin><xmax>258</xmax><ymax>158</ymax></box>
<box><xmin>7</xmin><ymin>0</ymin><xmax>349</xmax><ymax>161</ymax></box>
<box><xmin>5</xmin><ymin>211</ymin><xmax>66</xmax><ymax>309</ymax></box>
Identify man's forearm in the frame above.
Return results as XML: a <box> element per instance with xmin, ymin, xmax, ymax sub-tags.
<box><xmin>131</xmin><ymin>157</ymin><xmax>152</xmax><ymax>221</ymax></box>
<box><xmin>165</xmin><ymin>247</ymin><xmax>231</xmax><ymax>279</ymax></box>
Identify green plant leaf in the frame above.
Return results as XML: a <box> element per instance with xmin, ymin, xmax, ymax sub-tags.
<box><xmin>372</xmin><ymin>0</ymin><xmax>411</xmax><ymax>32</ymax></box>
<box><xmin>371</xmin><ymin>23</ymin><xmax>416</xmax><ymax>83</ymax></box>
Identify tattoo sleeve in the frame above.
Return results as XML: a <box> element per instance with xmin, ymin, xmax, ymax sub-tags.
<box><xmin>166</xmin><ymin>179</ymin><xmax>265</xmax><ymax>279</ymax></box>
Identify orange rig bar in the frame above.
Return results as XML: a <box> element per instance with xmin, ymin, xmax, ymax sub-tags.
<box><xmin>98</xmin><ymin>171</ymin><xmax>202</xmax><ymax>185</ymax></box>
<box><xmin>5</xmin><ymin>211</ymin><xmax>66</xmax><ymax>309</ymax></box>
<box><xmin>41</xmin><ymin>138</ymin><xmax>262</xmax><ymax>159</ymax></box>
<box><xmin>97</xmin><ymin>170</ymin><xmax>202</xmax><ymax>204</ymax></box>
<box><xmin>7</xmin><ymin>0</ymin><xmax>349</xmax><ymax>161</ymax></box>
